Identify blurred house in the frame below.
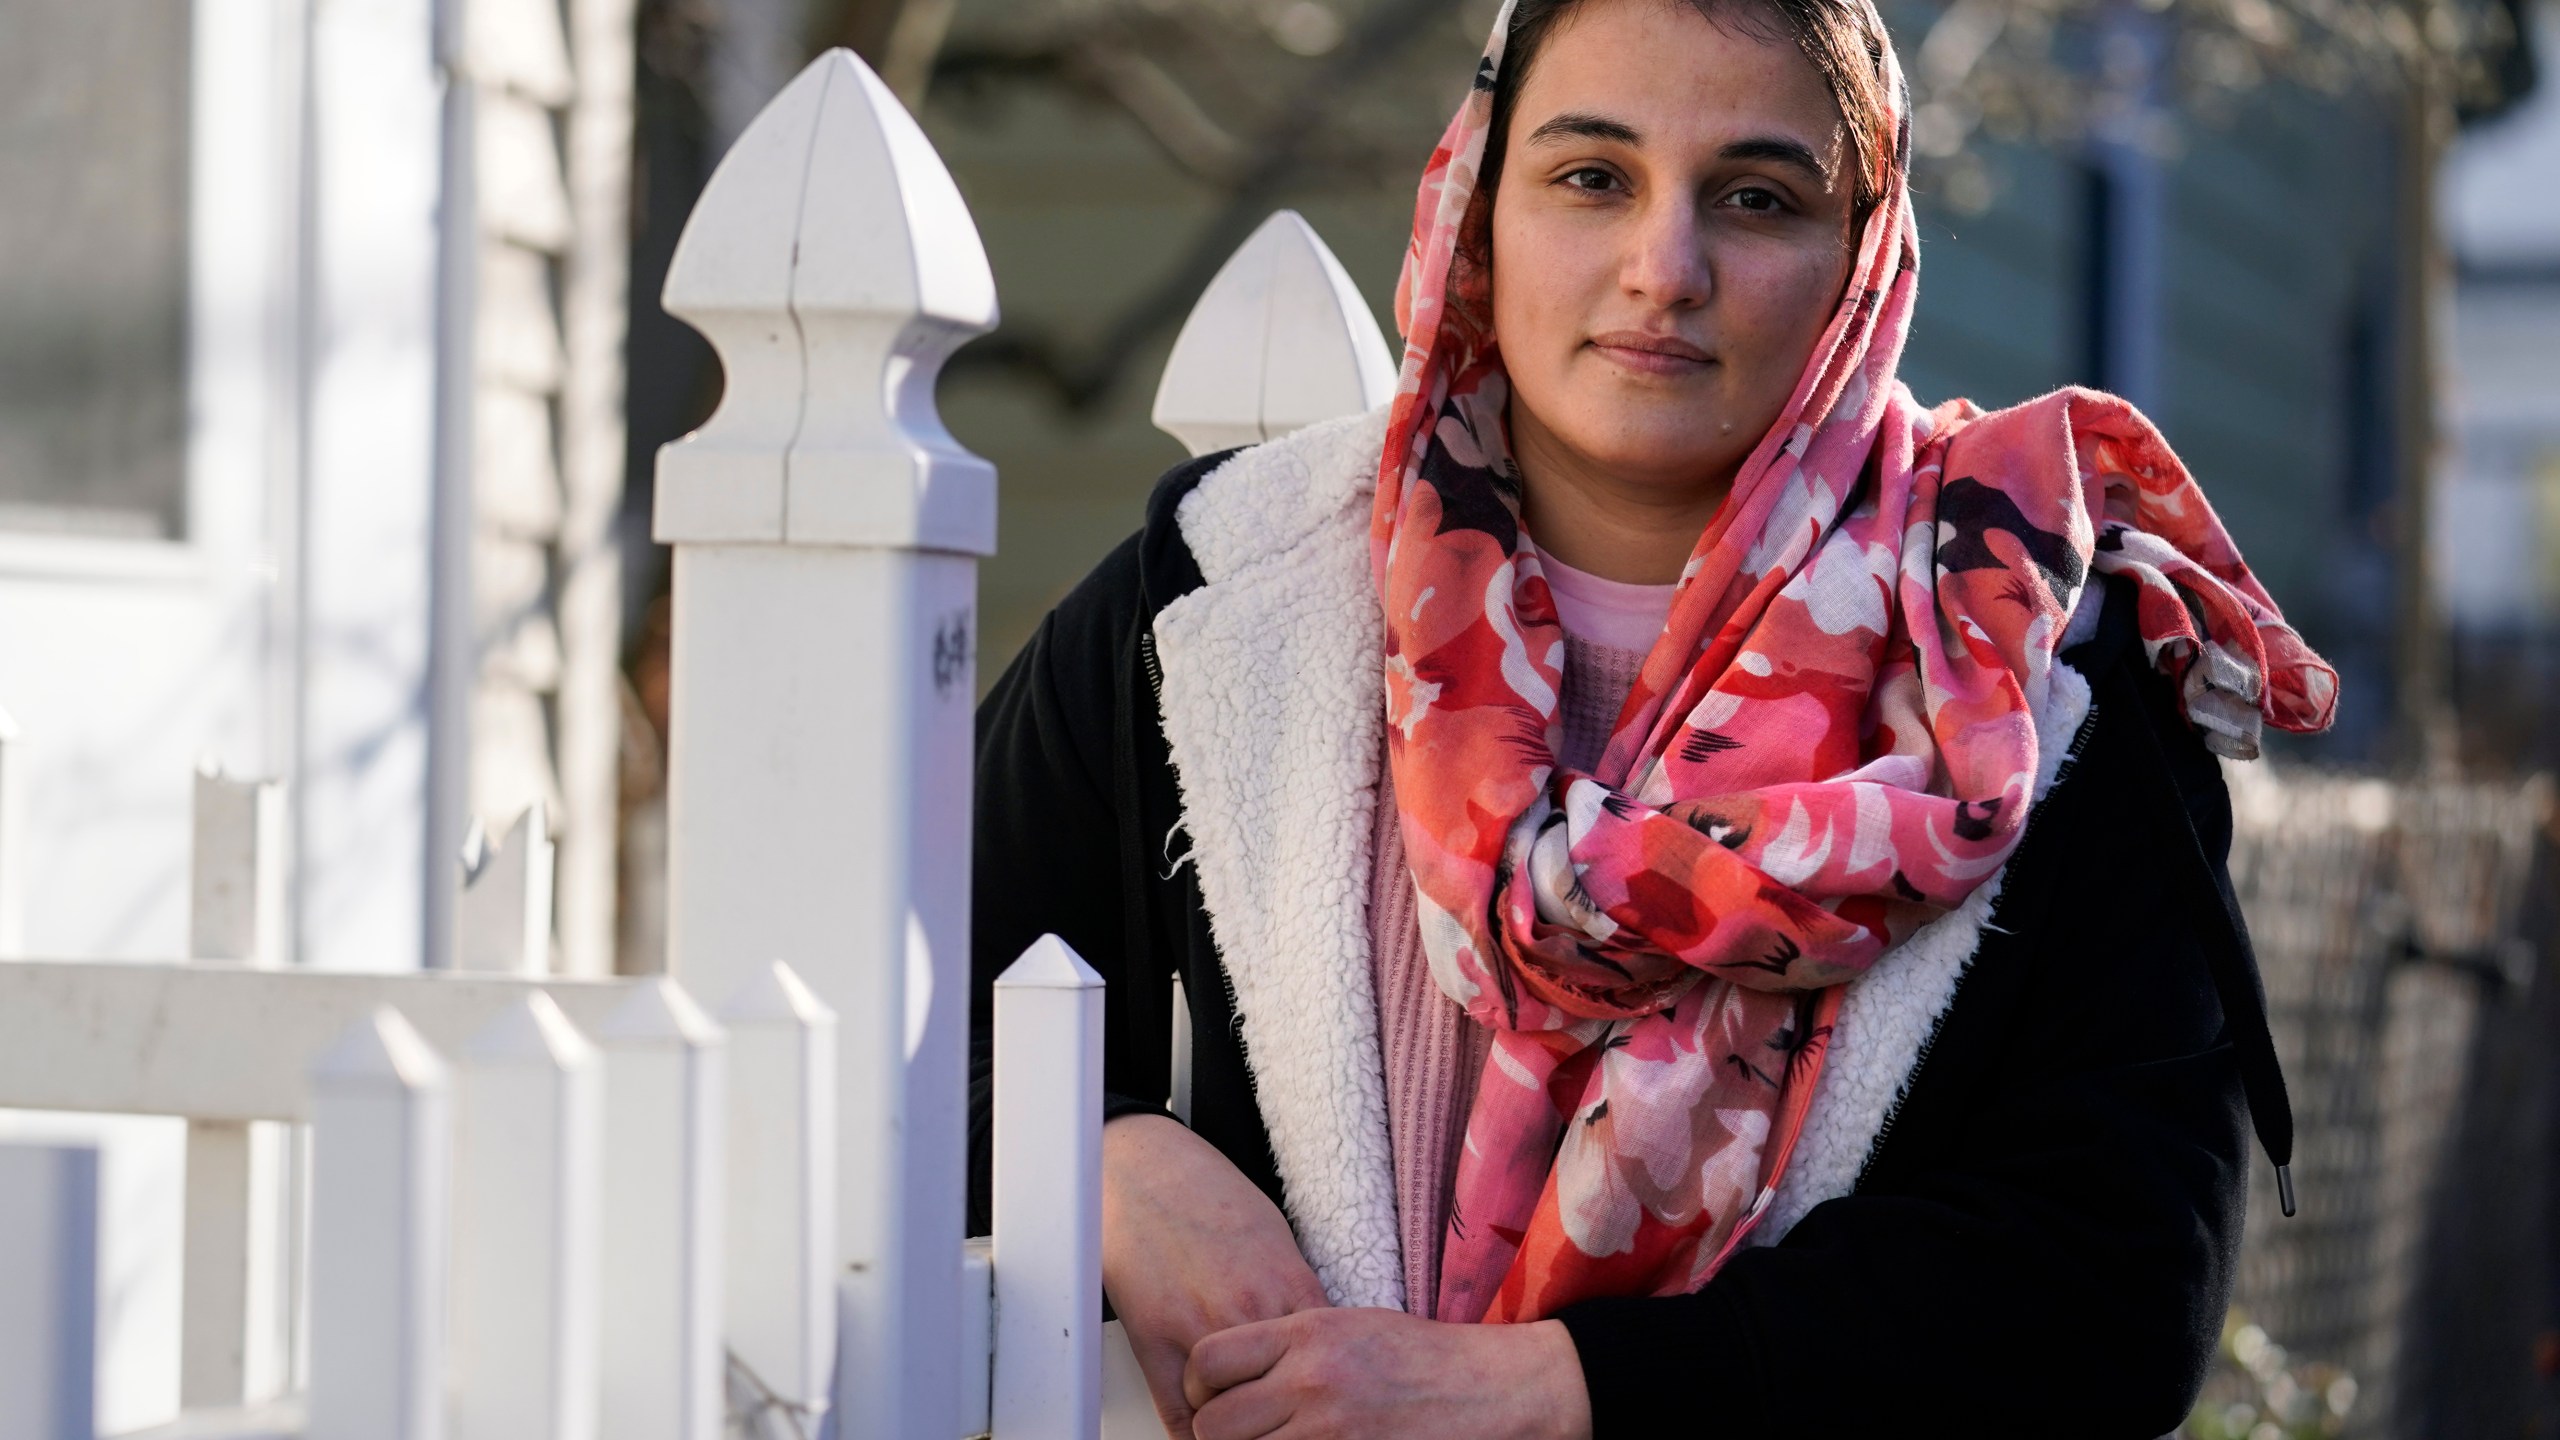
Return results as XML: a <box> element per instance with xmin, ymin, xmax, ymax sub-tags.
<box><xmin>0</xmin><ymin>0</ymin><xmax>633</xmax><ymax>980</ymax></box>
<box><xmin>2443</xmin><ymin>0</ymin><xmax>2560</xmax><ymax>768</ymax></box>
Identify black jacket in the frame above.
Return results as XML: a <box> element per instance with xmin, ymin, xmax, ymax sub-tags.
<box><xmin>970</xmin><ymin>450</ymin><xmax>2289</xmax><ymax>1436</ymax></box>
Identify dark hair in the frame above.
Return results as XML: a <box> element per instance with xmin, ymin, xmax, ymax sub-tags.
<box><xmin>1470</xmin><ymin>0</ymin><xmax>1894</xmax><ymax>253</ymax></box>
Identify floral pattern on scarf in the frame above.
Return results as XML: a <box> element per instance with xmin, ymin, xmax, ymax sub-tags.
<box><xmin>1370</xmin><ymin>0</ymin><xmax>2338</xmax><ymax>1325</ymax></box>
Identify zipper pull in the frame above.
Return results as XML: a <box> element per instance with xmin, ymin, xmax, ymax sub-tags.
<box><xmin>2275</xmin><ymin>1162</ymin><xmax>2296</xmax><ymax>1219</ymax></box>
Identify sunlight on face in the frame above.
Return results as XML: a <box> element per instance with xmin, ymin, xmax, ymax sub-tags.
<box><xmin>1490</xmin><ymin>0</ymin><xmax>1858</xmax><ymax>512</ymax></box>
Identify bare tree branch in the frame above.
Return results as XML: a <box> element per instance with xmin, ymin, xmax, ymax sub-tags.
<box><xmin>944</xmin><ymin>0</ymin><xmax>1453</xmax><ymax>409</ymax></box>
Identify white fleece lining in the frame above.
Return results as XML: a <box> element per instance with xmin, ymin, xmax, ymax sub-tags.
<box><xmin>1153</xmin><ymin>408</ymin><xmax>1406</xmax><ymax>1310</ymax></box>
<box><xmin>1152</xmin><ymin>403</ymin><xmax>2097</xmax><ymax>1302</ymax></box>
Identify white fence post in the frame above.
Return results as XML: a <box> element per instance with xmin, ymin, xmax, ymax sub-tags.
<box><xmin>454</xmin><ymin>993</ymin><xmax>601</xmax><ymax>1440</ymax></box>
<box><xmin>182</xmin><ymin>767</ymin><xmax>296</xmax><ymax>1410</ymax></box>
<box><xmin>719</xmin><ymin>961</ymin><xmax>836</xmax><ymax>1434</ymax></box>
<box><xmin>1150</xmin><ymin>209</ymin><xmax>1396</xmax><ymax>458</ymax></box>
<box><xmin>597</xmin><ymin>978</ymin><xmax>725</xmax><ymax>1440</ymax></box>
<box><xmin>991</xmin><ymin>935</ymin><xmax>1106</xmax><ymax>1440</ymax></box>
<box><xmin>654</xmin><ymin>45</ymin><xmax>994</xmax><ymax>1440</ymax></box>
<box><xmin>307</xmin><ymin>1007</ymin><xmax>451</xmax><ymax>1440</ymax></box>
<box><xmin>456</xmin><ymin>802</ymin><xmax>558</xmax><ymax>974</ymax></box>
<box><xmin>0</xmin><ymin>1141</ymin><xmax>99</xmax><ymax>1440</ymax></box>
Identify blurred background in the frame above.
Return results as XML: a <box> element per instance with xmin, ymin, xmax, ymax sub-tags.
<box><xmin>2</xmin><ymin>0</ymin><xmax>2557</xmax><ymax>1433</ymax></box>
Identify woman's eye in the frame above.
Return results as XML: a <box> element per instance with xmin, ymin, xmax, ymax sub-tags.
<box><xmin>1725</xmin><ymin>186</ymin><xmax>1784</xmax><ymax>213</ymax></box>
<box><xmin>1562</xmin><ymin>167</ymin><xmax>1620</xmax><ymax>194</ymax></box>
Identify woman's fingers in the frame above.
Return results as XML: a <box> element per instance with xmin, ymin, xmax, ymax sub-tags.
<box><xmin>1185</xmin><ymin>1325</ymin><xmax>1303</xmax><ymax>1440</ymax></box>
<box><xmin>1188</xmin><ymin>1379</ymin><xmax>1299</xmax><ymax>1440</ymax></box>
<box><xmin>1181</xmin><ymin>1308</ymin><xmax>1595</xmax><ymax>1440</ymax></box>
<box><xmin>1182</xmin><ymin>1315</ymin><xmax>1295</xmax><ymax>1411</ymax></box>
<box><xmin>1125</xmin><ymin>1331</ymin><xmax>1199</xmax><ymax>1438</ymax></box>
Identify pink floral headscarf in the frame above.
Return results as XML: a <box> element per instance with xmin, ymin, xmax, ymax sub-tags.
<box><xmin>1370</xmin><ymin>0</ymin><xmax>2337</xmax><ymax>1324</ymax></box>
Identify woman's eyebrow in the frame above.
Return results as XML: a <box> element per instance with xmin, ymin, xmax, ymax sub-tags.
<box><xmin>1721</xmin><ymin>135</ymin><xmax>1831</xmax><ymax>182</ymax></box>
<box><xmin>1525</xmin><ymin>111</ymin><xmax>1641</xmax><ymax>146</ymax></box>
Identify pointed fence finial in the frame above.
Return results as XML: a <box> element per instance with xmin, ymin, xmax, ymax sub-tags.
<box><xmin>1152</xmin><ymin>210</ymin><xmax>1395</xmax><ymax>458</ymax></box>
<box><xmin>656</xmin><ymin>47</ymin><xmax>996</xmax><ymax>553</ymax></box>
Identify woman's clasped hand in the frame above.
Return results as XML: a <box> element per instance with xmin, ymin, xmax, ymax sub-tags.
<box><xmin>1182</xmin><ymin>1308</ymin><xmax>1591</xmax><ymax>1440</ymax></box>
<box><xmin>1103</xmin><ymin>1115</ymin><xmax>1593</xmax><ymax>1440</ymax></box>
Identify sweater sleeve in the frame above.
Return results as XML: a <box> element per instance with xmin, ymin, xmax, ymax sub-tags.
<box><xmin>1553</xmin><ymin>658</ymin><xmax>2252</xmax><ymax>1438</ymax></box>
<box><xmin>968</xmin><ymin>531</ymin><xmax>1174</xmax><ymax>1238</ymax></box>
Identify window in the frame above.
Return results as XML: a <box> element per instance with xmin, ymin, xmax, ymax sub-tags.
<box><xmin>0</xmin><ymin>2</ymin><xmax>192</xmax><ymax>541</ymax></box>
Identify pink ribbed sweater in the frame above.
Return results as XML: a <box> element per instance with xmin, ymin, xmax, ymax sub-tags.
<box><xmin>1367</xmin><ymin>629</ymin><xmax>1652</xmax><ymax>1316</ymax></box>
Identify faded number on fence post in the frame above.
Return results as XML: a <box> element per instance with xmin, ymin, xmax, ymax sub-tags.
<box><xmin>933</xmin><ymin>609</ymin><xmax>973</xmax><ymax>701</ymax></box>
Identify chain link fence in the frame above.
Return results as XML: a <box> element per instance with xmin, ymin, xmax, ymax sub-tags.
<box><xmin>2189</xmin><ymin>766</ymin><xmax>2555</xmax><ymax>1439</ymax></box>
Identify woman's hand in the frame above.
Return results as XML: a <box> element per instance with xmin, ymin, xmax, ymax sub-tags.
<box><xmin>1181</xmin><ymin>1308</ymin><xmax>1593</xmax><ymax>1440</ymax></box>
<box><xmin>1104</xmin><ymin>1114</ymin><xmax>1332</xmax><ymax>1437</ymax></box>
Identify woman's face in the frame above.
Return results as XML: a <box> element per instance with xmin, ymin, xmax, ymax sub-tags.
<box><xmin>1490</xmin><ymin>0</ymin><xmax>1859</xmax><ymax>499</ymax></box>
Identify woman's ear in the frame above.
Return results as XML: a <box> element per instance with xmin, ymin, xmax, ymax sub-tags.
<box><xmin>1451</xmin><ymin>184</ymin><xmax>1501</xmax><ymax>320</ymax></box>
<box><xmin>1459</xmin><ymin>182</ymin><xmax>1497</xmax><ymax>276</ymax></box>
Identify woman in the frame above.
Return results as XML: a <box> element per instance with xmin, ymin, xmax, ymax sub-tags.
<box><xmin>970</xmin><ymin>0</ymin><xmax>2337</xmax><ymax>1433</ymax></box>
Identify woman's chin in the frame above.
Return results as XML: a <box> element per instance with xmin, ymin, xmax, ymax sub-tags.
<box><xmin>1549</xmin><ymin>419</ymin><xmax>1749</xmax><ymax>493</ymax></box>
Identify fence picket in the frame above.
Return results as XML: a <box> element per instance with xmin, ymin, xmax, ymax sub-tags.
<box><xmin>991</xmin><ymin>934</ymin><xmax>1106</xmax><ymax>1440</ymax></box>
<box><xmin>189</xmin><ymin>767</ymin><xmax>287</xmax><ymax>968</ymax></box>
<box><xmin>718</xmin><ymin>961</ymin><xmax>836</xmax><ymax>1433</ymax></box>
<box><xmin>181</xmin><ymin>767</ymin><xmax>295</xmax><ymax>1410</ymax></box>
<box><xmin>307</xmin><ymin>1008</ymin><xmax>450</xmax><ymax>1440</ymax></box>
<box><xmin>454</xmin><ymin>994</ymin><xmax>602</xmax><ymax>1440</ymax></box>
<box><xmin>597</xmin><ymin>978</ymin><xmax>725</xmax><ymax>1440</ymax></box>
<box><xmin>456</xmin><ymin>802</ymin><xmax>557</xmax><ymax>974</ymax></box>
<box><xmin>0</xmin><ymin>1141</ymin><xmax>98</xmax><ymax>1440</ymax></box>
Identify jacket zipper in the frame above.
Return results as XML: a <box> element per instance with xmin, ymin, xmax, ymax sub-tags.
<box><xmin>1139</xmin><ymin>628</ymin><xmax>1165</xmax><ymax>703</ymax></box>
<box><xmin>1852</xmin><ymin>698</ymin><xmax>2099</xmax><ymax>1192</ymax></box>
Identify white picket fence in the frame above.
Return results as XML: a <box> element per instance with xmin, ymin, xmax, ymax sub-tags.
<box><xmin>0</xmin><ymin>43</ymin><xmax>1389</xmax><ymax>1440</ymax></box>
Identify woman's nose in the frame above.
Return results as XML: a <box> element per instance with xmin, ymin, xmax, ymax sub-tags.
<box><xmin>1620</xmin><ymin>201</ymin><xmax>1710</xmax><ymax>310</ymax></box>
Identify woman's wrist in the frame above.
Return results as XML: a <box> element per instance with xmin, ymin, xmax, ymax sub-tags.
<box><xmin>1495</xmin><ymin>1319</ymin><xmax>1593</xmax><ymax>1440</ymax></box>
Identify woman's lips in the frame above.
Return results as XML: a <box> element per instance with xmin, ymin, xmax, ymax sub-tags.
<box><xmin>1587</xmin><ymin>330</ymin><xmax>1714</xmax><ymax>375</ymax></box>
